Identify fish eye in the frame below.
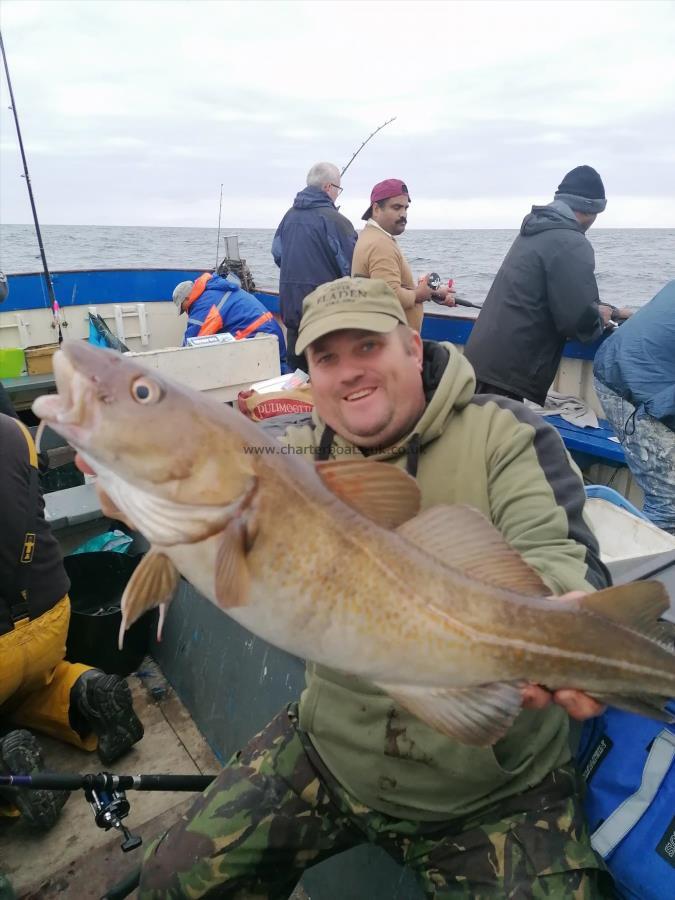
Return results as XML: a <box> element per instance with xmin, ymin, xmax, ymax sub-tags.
<box><xmin>130</xmin><ymin>376</ymin><xmax>163</xmax><ymax>404</ymax></box>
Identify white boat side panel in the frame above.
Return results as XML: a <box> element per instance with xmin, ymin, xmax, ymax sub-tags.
<box><xmin>125</xmin><ymin>333</ymin><xmax>281</xmax><ymax>402</ymax></box>
<box><xmin>0</xmin><ymin>301</ymin><xmax>183</xmax><ymax>351</ymax></box>
<box><xmin>585</xmin><ymin>498</ymin><xmax>675</xmax><ymax>562</ymax></box>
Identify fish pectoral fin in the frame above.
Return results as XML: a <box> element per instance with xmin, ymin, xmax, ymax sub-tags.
<box><xmin>214</xmin><ymin>518</ymin><xmax>251</xmax><ymax>609</ymax></box>
<box><xmin>579</xmin><ymin>581</ymin><xmax>673</xmax><ymax>648</ymax></box>
<box><xmin>397</xmin><ymin>505</ymin><xmax>549</xmax><ymax>596</ymax></box>
<box><xmin>315</xmin><ymin>459</ymin><xmax>420</xmax><ymax>529</ymax></box>
<box><xmin>119</xmin><ymin>550</ymin><xmax>179</xmax><ymax>648</ymax></box>
<box><xmin>376</xmin><ymin>681</ymin><xmax>526</xmax><ymax>746</ymax></box>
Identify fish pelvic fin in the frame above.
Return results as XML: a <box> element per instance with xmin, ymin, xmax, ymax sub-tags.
<box><xmin>315</xmin><ymin>459</ymin><xmax>421</xmax><ymax>529</ymax></box>
<box><xmin>119</xmin><ymin>550</ymin><xmax>179</xmax><ymax>649</ymax></box>
<box><xmin>397</xmin><ymin>505</ymin><xmax>549</xmax><ymax>596</ymax></box>
<box><xmin>375</xmin><ymin>681</ymin><xmax>526</xmax><ymax>746</ymax></box>
<box><xmin>579</xmin><ymin>581</ymin><xmax>673</xmax><ymax>649</ymax></box>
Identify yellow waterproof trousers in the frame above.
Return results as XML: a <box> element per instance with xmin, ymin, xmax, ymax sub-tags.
<box><xmin>0</xmin><ymin>596</ymin><xmax>95</xmax><ymax>750</ymax></box>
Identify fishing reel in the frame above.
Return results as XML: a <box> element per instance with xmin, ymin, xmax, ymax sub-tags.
<box><xmin>426</xmin><ymin>272</ymin><xmax>449</xmax><ymax>305</ymax></box>
<box><xmin>84</xmin><ymin>775</ymin><xmax>142</xmax><ymax>853</ymax></box>
<box><xmin>425</xmin><ymin>274</ymin><xmax>479</xmax><ymax>309</ymax></box>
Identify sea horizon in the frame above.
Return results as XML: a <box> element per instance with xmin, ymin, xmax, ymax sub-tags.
<box><xmin>4</xmin><ymin>222</ymin><xmax>674</xmax><ymax>231</ymax></box>
<box><xmin>3</xmin><ymin>223</ymin><xmax>674</xmax><ymax>308</ymax></box>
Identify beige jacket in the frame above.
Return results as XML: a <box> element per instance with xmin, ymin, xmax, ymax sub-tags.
<box><xmin>351</xmin><ymin>221</ymin><xmax>423</xmax><ymax>331</ymax></box>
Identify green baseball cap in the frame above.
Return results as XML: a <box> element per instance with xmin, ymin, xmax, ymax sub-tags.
<box><xmin>296</xmin><ymin>277</ymin><xmax>407</xmax><ymax>355</ymax></box>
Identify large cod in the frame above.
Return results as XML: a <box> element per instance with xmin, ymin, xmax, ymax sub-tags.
<box><xmin>33</xmin><ymin>342</ymin><xmax>675</xmax><ymax>746</ymax></box>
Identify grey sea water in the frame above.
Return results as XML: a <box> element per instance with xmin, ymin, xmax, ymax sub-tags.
<box><xmin>1</xmin><ymin>224</ymin><xmax>673</xmax><ymax>308</ymax></box>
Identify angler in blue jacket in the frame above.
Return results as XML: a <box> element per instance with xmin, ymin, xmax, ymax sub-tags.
<box><xmin>272</xmin><ymin>162</ymin><xmax>357</xmax><ymax>369</ymax></box>
<box><xmin>594</xmin><ymin>280</ymin><xmax>675</xmax><ymax>533</ymax></box>
<box><xmin>173</xmin><ymin>272</ymin><xmax>289</xmax><ymax>373</ymax></box>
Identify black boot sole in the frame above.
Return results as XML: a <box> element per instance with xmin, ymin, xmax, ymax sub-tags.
<box><xmin>74</xmin><ymin>674</ymin><xmax>144</xmax><ymax>765</ymax></box>
<box><xmin>0</xmin><ymin>730</ymin><xmax>68</xmax><ymax>830</ymax></box>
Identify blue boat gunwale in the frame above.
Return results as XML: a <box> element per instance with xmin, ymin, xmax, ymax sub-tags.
<box><xmin>4</xmin><ymin>268</ymin><xmax>606</xmax><ymax>360</ymax></box>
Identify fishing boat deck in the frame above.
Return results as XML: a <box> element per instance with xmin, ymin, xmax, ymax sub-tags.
<box><xmin>0</xmin><ymin>661</ymin><xmax>219</xmax><ymax>899</ymax></box>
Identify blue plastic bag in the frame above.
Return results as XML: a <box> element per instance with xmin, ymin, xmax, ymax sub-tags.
<box><xmin>71</xmin><ymin>530</ymin><xmax>132</xmax><ymax>555</ymax></box>
<box><xmin>577</xmin><ymin>707</ymin><xmax>675</xmax><ymax>899</ymax></box>
<box><xmin>88</xmin><ymin>315</ymin><xmax>108</xmax><ymax>347</ymax></box>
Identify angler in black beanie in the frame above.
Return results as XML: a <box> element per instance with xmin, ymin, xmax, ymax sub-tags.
<box><xmin>465</xmin><ymin>164</ymin><xmax>630</xmax><ymax>405</ymax></box>
<box><xmin>554</xmin><ymin>165</ymin><xmax>607</xmax><ymax>218</ymax></box>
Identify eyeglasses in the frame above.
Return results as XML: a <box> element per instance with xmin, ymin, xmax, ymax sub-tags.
<box><xmin>330</xmin><ymin>183</ymin><xmax>343</xmax><ymax>195</ymax></box>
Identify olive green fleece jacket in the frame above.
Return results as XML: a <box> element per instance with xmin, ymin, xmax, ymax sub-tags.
<box><xmin>280</xmin><ymin>341</ymin><xmax>608</xmax><ymax>821</ymax></box>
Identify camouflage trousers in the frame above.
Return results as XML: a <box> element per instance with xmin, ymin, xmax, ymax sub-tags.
<box><xmin>595</xmin><ymin>379</ymin><xmax>675</xmax><ymax>533</ymax></box>
<box><xmin>139</xmin><ymin>705</ymin><xmax>611</xmax><ymax>899</ymax></box>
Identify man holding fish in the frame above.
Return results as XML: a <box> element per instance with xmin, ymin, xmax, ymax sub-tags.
<box><xmin>33</xmin><ymin>278</ymin><xmax>674</xmax><ymax>898</ymax></box>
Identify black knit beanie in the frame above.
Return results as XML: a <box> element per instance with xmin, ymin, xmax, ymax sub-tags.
<box><xmin>555</xmin><ymin>166</ymin><xmax>607</xmax><ymax>213</ymax></box>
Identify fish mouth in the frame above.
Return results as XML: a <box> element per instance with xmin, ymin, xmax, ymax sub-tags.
<box><xmin>32</xmin><ymin>349</ymin><xmax>98</xmax><ymax>446</ymax></box>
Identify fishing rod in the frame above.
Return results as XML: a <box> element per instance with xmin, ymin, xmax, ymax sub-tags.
<box><xmin>427</xmin><ymin>273</ymin><xmax>483</xmax><ymax>309</ymax></box>
<box><xmin>341</xmin><ymin>116</ymin><xmax>396</xmax><ymax>177</ymax></box>
<box><xmin>0</xmin><ymin>29</ymin><xmax>62</xmax><ymax>341</ymax></box>
<box><xmin>0</xmin><ymin>771</ymin><xmax>215</xmax><ymax>853</ymax></box>
<box><xmin>445</xmin><ymin>296</ymin><xmax>482</xmax><ymax>309</ymax></box>
<box><xmin>214</xmin><ymin>182</ymin><xmax>224</xmax><ymax>269</ymax></box>
<box><xmin>0</xmin><ymin>772</ymin><xmax>215</xmax><ymax>792</ymax></box>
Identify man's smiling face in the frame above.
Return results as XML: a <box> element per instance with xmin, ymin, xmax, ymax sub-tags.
<box><xmin>307</xmin><ymin>326</ymin><xmax>425</xmax><ymax>449</ymax></box>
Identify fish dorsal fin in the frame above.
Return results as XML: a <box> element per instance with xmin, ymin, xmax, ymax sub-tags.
<box><xmin>579</xmin><ymin>581</ymin><xmax>673</xmax><ymax>647</ymax></box>
<box><xmin>316</xmin><ymin>459</ymin><xmax>421</xmax><ymax>529</ymax></box>
<box><xmin>376</xmin><ymin>681</ymin><xmax>526</xmax><ymax>746</ymax></box>
<box><xmin>397</xmin><ymin>505</ymin><xmax>549</xmax><ymax>596</ymax></box>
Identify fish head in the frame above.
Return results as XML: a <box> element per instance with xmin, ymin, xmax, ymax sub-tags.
<box><xmin>32</xmin><ymin>341</ymin><xmax>254</xmax><ymax>504</ymax></box>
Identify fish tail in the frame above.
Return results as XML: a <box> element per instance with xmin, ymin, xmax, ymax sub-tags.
<box><xmin>579</xmin><ymin>580</ymin><xmax>674</xmax><ymax>651</ymax></box>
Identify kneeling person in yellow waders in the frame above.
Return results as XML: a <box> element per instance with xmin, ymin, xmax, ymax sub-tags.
<box><xmin>0</xmin><ymin>410</ymin><xmax>144</xmax><ymax>830</ymax></box>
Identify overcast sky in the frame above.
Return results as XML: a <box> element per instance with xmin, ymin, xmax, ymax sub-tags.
<box><xmin>1</xmin><ymin>0</ymin><xmax>674</xmax><ymax>229</ymax></box>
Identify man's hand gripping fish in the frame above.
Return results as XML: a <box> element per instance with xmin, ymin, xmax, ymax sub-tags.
<box><xmin>33</xmin><ymin>342</ymin><xmax>675</xmax><ymax>747</ymax></box>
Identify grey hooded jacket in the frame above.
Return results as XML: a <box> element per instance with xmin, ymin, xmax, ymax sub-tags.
<box><xmin>464</xmin><ymin>202</ymin><xmax>604</xmax><ymax>405</ymax></box>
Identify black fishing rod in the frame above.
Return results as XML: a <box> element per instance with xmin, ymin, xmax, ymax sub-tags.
<box><xmin>0</xmin><ymin>771</ymin><xmax>215</xmax><ymax>854</ymax></box>
<box><xmin>0</xmin><ymin>28</ymin><xmax>61</xmax><ymax>339</ymax></box>
<box><xmin>0</xmin><ymin>772</ymin><xmax>215</xmax><ymax>792</ymax></box>
<box><xmin>214</xmin><ymin>182</ymin><xmax>224</xmax><ymax>269</ymax></box>
<box><xmin>445</xmin><ymin>296</ymin><xmax>482</xmax><ymax>309</ymax></box>
<box><xmin>341</xmin><ymin>116</ymin><xmax>397</xmax><ymax>177</ymax></box>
